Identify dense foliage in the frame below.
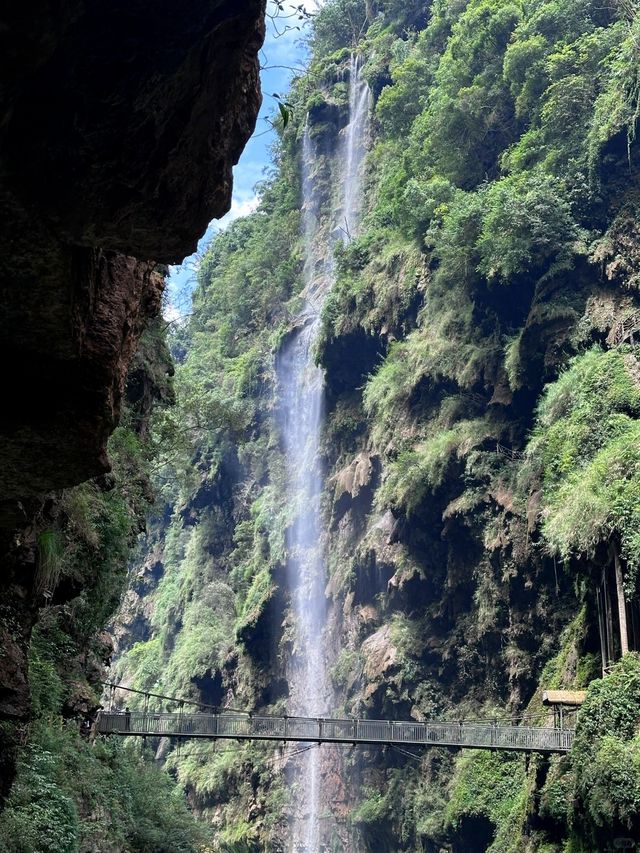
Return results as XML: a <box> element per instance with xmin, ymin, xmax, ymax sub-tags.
<box><xmin>0</xmin><ymin>324</ymin><xmax>210</xmax><ymax>852</ymax></box>
<box><xmin>540</xmin><ymin>655</ymin><xmax>640</xmax><ymax>849</ymax></box>
<box><xmin>0</xmin><ymin>723</ymin><xmax>207</xmax><ymax>853</ymax></box>
<box><xmin>528</xmin><ymin>348</ymin><xmax>640</xmax><ymax>591</ymax></box>
<box><xmin>111</xmin><ymin>0</ymin><xmax>640</xmax><ymax>850</ymax></box>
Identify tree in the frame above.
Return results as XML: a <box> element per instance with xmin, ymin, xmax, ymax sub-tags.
<box><xmin>612</xmin><ymin>540</ymin><xmax>630</xmax><ymax>656</ymax></box>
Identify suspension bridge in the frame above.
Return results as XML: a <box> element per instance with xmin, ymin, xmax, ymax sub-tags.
<box><xmin>96</xmin><ymin>684</ymin><xmax>576</xmax><ymax>754</ymax></box>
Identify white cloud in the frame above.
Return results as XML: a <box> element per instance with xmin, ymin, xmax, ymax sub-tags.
<box><xmin>162</xmin><ymin>302</ymin><xmax>184</xmax><ymax>324</ymax></box>
<box><xmin>199</xmin><ymin>189</ymin><xmax>261</xmax><ymax>245</ymax></box>
<box><xmin>218</xmin><ymin>193</ymin><xmax>260</xmax><ymax>227</ymax></box>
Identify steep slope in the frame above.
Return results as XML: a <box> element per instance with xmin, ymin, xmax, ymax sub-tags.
<box><xmin>0</xmin><ymin>0</ymin><xmax>266</xmax><ymax>829</ymax></box>
<box><xmin>112</xmin><ymin>1</ymin><xmax>640</xmax><ymax>850</ymax></box>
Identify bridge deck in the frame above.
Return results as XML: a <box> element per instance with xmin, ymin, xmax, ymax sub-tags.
<box><xmin>96</xmin><ymin>711</ymin><xmax>573</xmax><ymax>753</ymax></box>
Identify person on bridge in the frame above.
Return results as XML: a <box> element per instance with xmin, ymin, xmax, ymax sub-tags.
<box><xmin>124</xmin><ymin>707</ymin><xmax>131</xmax><ymax>732</ymax></box>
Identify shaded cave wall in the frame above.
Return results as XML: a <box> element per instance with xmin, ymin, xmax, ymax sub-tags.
<box><xmin>0</xmin><ymin>0</ymin><xmax>266</xmax><ymax>802</ymax></box>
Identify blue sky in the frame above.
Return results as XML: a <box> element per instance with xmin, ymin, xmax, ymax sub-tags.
<box><xmin>166</xmin><ymin>0</ymin><xmax>321</xmax><ymax>317</ymax></box>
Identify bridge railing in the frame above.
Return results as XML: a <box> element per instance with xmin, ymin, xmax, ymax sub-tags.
<box><xmin>96</xmin><ymin>711</ymin><xmax>573</xmax><ymax>753</ymax></box>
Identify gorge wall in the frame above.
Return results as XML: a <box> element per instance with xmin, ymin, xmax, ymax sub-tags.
<box><xmin>0</xmin><ymin>0</ymin><xmax>264</xmax><ymax>508</ymax></box>
<box><xmin>0</xmin><ymin>0</ymin><xmax>266</xmax><ymax>831</ymax></box>
<box><xmin>111</xmin><ymin>1</ymin><xmax>640</xmax><ymax>852</ymax></box>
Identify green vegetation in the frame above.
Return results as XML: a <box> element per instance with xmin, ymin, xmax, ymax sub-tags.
<box><xmin>527</xmin><ymin>348</ymin><xmax>640</xmax><ymax>591</ymax></box>
<box><xmin>103</xmin><ymin>0</ymin><xmax>640</xmax><ymax>849</ymax></box>
<box><xmin>0</xmin><ymin>724</ymin><xmax>206</xmax><ymax>853</ymax></box>
<box><xmin>444</xmin><ymin>751</ymin><xmax>527</xmax><ymax>853</ymax></box>
<box><xmin>539</xmin><ymin>655</ymin><xmax>640</xmax><ymax>849</ymax></box>
<box><xmin>0</xmin><ymin>325</ymin><xmax>210</xmax><ymax>851</ymax></box>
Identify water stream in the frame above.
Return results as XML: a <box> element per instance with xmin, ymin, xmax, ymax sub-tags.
<box><xmin>277</xmin><ymin>54</ymin><xmax>371</xmax><ymax>852</ymax></box>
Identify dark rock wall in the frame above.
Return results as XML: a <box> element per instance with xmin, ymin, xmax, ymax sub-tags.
<box><xmin>0</xmin><ymin>0</ymin><xmax>264</xmax><ymax>506</ymax></box>
<box><xmin>1</xmin><ymin>0</ymin><xmax>264</xmax><ymax>259</ymax></box>
<box><xmin>0</xmin><ymin>0</ymin><xmax>265</xmax><ymax>795</ymax></box>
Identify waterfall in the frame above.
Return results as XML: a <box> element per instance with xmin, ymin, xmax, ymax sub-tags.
<box><xmin>342</xmin><ymin>54</ymin><xmax>372</xmax><ymax>239</ymax></box>
<box><xmin>277</xmin><ymin>54</ymin><xmax>370</xmax><ymax>852</ymax></box>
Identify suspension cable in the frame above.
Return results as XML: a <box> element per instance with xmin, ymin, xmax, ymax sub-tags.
<box><xmin>100</xmin><ymin>681</ymin><xmax>576</xmax><ymax>728</ymax></box>
<box><xmin>101</xmin><ymin>681</ymin><xmax>247</xmax><ymax>714</ymax></box>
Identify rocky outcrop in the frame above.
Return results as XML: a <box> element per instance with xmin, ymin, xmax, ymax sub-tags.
<box><xmin>0</xmin><ymin>257</ymin><xmax>164</xmax><ymax>509</ymax></box>
<box><xmin>1</xmin><ymin>0</ymin><xmax>264</xmax><ymax>260</ymax></box>
<box><xmin>361</xmin><ymin>624</ymin><xmax>399</xmax><ymax>701</ymax></box>
<box><xmin>332</xmin><ymin>452</ymin><xmax>374</xmax><ymax>504</ymax></box>
<box><xmin>0</xmin><ymin>0</ymin><xmax>265</xmax><ymax>800</ymax></box>
<box><xmin>0</xmin><ymin>0</ymin><xmax>265</xmax><ymax>509</ymax></box>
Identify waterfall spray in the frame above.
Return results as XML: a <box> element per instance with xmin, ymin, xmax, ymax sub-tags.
<box><xmin>278</xmin><ymin>54</ymin><xmax>371</xmax><ymax>852</ymax></box>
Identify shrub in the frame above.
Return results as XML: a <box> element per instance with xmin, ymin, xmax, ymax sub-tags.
<box><xmin>567</xmin><ymin>655</ymin><xmax>640</xmax><ymax>841</ymax></box>
<box><xmin>528</xmin><ymin>348</ymin><xmax>640</xmax><ymax>591</ymax></box>
<box><xmin>476</xmin><ymin>172</ymin><xmax>581</xmax><ymax>283</ymax></box>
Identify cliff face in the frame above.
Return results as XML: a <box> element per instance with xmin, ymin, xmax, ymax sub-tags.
<box><xmin>110</xmin><ymin>1</ymin><xmax>640</xmax><ymax>851</ymax></box>
<box><xmin>0</xmin><ymin>0</ymin><xmax>264</xmax><ymax>509</ymax></box>
<box><xmin>0</xmin><ymin>0</ymin><xmax>265</xmax><ymax>802</ymax></box>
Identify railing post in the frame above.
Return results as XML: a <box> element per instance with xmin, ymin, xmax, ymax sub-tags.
<box><xmin>318</xmin><ymin>718</ymin><xmax>323</xmax><ymax>742</ymax></box>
